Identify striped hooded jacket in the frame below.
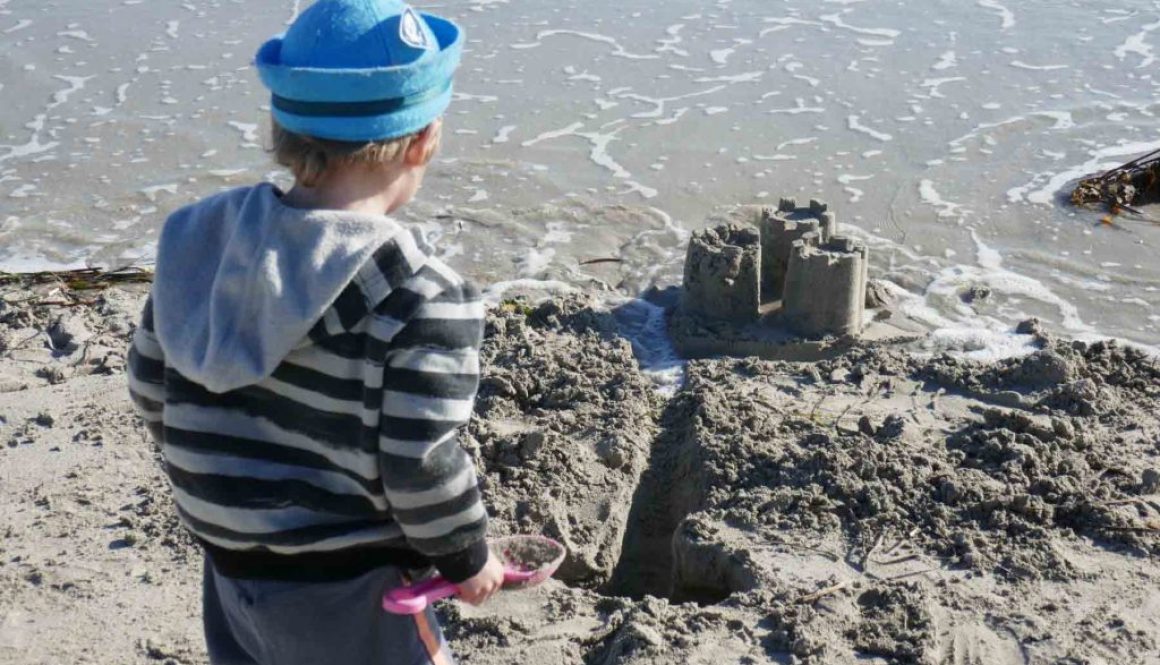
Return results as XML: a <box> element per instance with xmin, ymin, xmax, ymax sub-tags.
<box><xmin>127</xmin><ymin>184</ymin><xmax>489</xmax><ymax>583</ymax></box>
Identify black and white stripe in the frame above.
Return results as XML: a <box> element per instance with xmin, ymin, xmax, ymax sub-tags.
<box><xmin>128</xmin><ymin>231</ymin><xmax>488</xmax><ymax>574</ymax></box>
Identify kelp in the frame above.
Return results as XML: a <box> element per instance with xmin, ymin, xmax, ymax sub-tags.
<box><xmin>0</xmin><ymin>266</ymin><xmax>153</xmax><ymax>292</ymax></box>
<box><xmin>1071</xmin><ymin>148</ymin><xmax>1160</xmax><ymax>222</ymax></box>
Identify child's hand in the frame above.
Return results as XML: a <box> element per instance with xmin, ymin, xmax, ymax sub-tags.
<box><xmin>455</xmin><ymin>550</ymin><xmax>504</xmax><ymax>606</ymax></box>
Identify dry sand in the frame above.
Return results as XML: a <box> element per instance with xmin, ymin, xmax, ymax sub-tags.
<box><xmin>2</xmin><ymin>284</ymin><xmax>1159</xmax><ymax>665</ymax></box>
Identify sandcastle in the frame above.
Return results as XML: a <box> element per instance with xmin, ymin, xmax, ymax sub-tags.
<box><xmin>673</xmin><ymin>198</ymin><xmax>887</xmax><ymax>360</ymax></box>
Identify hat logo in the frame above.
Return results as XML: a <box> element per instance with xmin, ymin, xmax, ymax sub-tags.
<box><xmin>400</xmin><ymin>7</ymin><xmax>429</xmax><ymax>49</ymax></box>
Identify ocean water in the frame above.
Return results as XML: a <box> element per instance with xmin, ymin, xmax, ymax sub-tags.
<box><xmin>2</xmin><ymin>0</ymin><xmax>1160</xmax><ymax>354</ymax></box>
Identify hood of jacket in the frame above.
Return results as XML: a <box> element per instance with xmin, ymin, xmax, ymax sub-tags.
<box><xmin>151</xmin><ymin>183</ymin><xmax>406</xmax><ymax>393</ymax></box>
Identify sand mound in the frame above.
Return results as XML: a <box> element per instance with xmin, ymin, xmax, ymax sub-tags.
<box><xmin>446</xmin><ymin>300</ymin><xmax>1160</xmax><ymax>665</ymax></box>
<box><xmin>466</xmin><ymin>296</ymin><xmax>664</xmax><ymax>587</ymax></box>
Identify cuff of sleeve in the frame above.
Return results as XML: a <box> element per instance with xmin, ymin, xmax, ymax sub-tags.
<box><xmin>429</xmin><ymin>538</ymin><xmax>490</xmax><ymax>584</ymax></box>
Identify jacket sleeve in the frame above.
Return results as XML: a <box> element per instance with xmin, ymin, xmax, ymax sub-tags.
<box><xmin>127</xmin><ymin>296</ymin><xmax>167</xmax><ymax>447</ymax></box>
<box><xmin>374</xmin><ymin>275</ymin><xmax>490</xmax><ymax>584</ymax></box>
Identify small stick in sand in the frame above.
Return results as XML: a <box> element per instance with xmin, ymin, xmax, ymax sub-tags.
<box><xmin>859</xmin><ymin>531</ymin><xmax>885</xmax><ymax>572</ymax></box>
<box><xmin>873</xmin><ymin>553</ymin><xmax>921</xmax><ymax>567</ymax></box>
<box><xmin>1098</xmin><ymin>525</ymin><xmax>1160</xmax><ymax>534</ymax></box>
<box><xmin>795</xmin><ymin>581</ymin><xmax>850</xmax><ymax>605</ymax></box>
<box><xmin>881</xmin><ymin>567</ymin><xmax>941</xmax><ymax>582</ymax></box>
<box><xmin>880</xmin><ymin>527</ymin><xmax>919</xmax><ymax>559</ymax></box>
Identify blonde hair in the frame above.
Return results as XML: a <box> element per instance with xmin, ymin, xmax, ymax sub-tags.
<box><xmin>270</xmin><ymin>120</ymin><xmax>419</xmax><ymax>187</ymax></box>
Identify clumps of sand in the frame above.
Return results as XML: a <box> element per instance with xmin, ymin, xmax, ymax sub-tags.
<box><xmin>3</xmin><ymin>290</ymin><xmax>1160</xmax><ymax>665</ymax></box>
<box><xmin>448</xmin><ymin>299</ymin><xmax>1160</xmax><ymax>665</ymax></box>
<box><xmin>467</xmin><ymin>296</ymin><xmax>664</xmax><ymax>587</ymax></box>
<box><xmin>0</xmin><ymin>283</ymin><xmax>144</xmax><ymax>390</ymax></box>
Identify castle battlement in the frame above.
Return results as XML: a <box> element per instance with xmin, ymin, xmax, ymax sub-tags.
<box><xmin>681</xmin><ymin>199</ymin><xmax>868</xmax><ymax>340</ymax></box>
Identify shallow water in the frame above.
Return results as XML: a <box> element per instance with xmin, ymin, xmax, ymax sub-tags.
<box><xmin>2</xmin><ymin>0</ymin><xmax>1159</xmax><ymax>353</ymax></box>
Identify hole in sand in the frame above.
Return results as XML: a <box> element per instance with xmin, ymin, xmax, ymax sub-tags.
<box><xmin>595</xmin><ymin>396</ymin><xmax>753</xmax><ymax>606</ymax></box>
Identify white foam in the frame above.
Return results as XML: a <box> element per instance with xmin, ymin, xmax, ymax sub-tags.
<box><xmin>657</xmin><ymin>24</ymin><xmax>688</xmax><ymax>57</ymax></box>
<box><xmin>709</xmin><ymin>48</ymin><xmax>735</xmax><ymax>65</ymax></box>
<box><xmin>8</xmin><ymin>183</ymin><xmax>37</xmax><ymax>199</ymax></box>
<box><xmin>453</xmin><ymin>92</ymin><xmax>499</xmax><ymax>103</ymax></box>
<box><xmin>767</xmin><ymin>98</ymin><xmax>824</xmax><ymax>115</ymax></box>
<box><xmin>208</xmin><ymin>169</ymin><xmax>246</xmax><ymax>179</ymax></box>
<box><xmin>623</xmin><ymin>181</ymin><xmax>658</xmax><ymax>199</ymax></box>
<box><xmin>57</xmin><ymin>29</ymin><xmax>94</xmax><ymax>42</ymax></box>
<box><xmin>838</xmin><ymin>173</ymin><xmax>873</xmax><ymax>202</ymax></box>
<box><xmin>819</xmin><ymin>12</ymin><xmax>901</xmax><ymax>41</ymax></box>
<box><xmin>492</xmin><ymin>125</ymin><xmax>517</xmax><ymax>144</ymax></box>
<box><xmin>654</xmin><ymin>108</ymin><xmax>687</xmax><ymax>125</ymax></box>
<box><xmin>977</xmin><ymin>0</ymin><xmax>1015</xmax><ymax>30</ymax></box>
<box><xmin>776</xmin><ymin>137</ymin><xmax>818</xmax><ymax>150</ymax></box>
<box><xmin>50</xmin><ymin>75</ymin><xmax>95</xmax><ymax>109</ymax></box>
<box><xmin>949</xmin><ymin>111</ymin><xmax>1074</xmax><ymax>149</ymax></box>
<box><xmin>607</xmin><ymin>296</ymin><xmax>686</xmax><ymax>394</ymax></box>
<box><xmin>919</xmin><ymin>77</ymin><xmax>966</xmax><ymax>99</ymax></box>
<box><xmin>522</xmin><ymin>122</ymin><xmax>648</xmax><ymax>195</ymax></box>
<box><xmin>1010</xmin><ymin>60</ymin><xmax>1068</xmax><ymax>71</ymax></box>
<box><xmin>227</xmin><ymin>121</ymin><xmax>259</xmax><ymax>144</ymax></box>
<box><xmin>971</xmin><ymin>233</ymin><xmax>1089</xmax><ymax>332</ymax></box>
<box><xmin>919</xmin><ymin>179</ymin><xmax>969</xmax><ymax>220</ymax></box>
<box><xmin>512</xmin><ymin>30</ymin><xmax>660</xmax><ymax>60</ymax></box>
<box><xmin>1114</xmin><ymin>18</ymin><xmax>1160</xmax><ymax>68</ymax></box>
<box><xmin>141</xmin><ymin>183</ymin><xmax>179</xmax><ymax>202</ymax></box>
<box><xmin>166</xmin><ymin>20</ymin><xmax>179</xmax><ymax>39</ymax></box>
<box><xmin>932</xmin><ymin>50</ymin><xmax>958</xmax><ymax>71</ymax></box>
<box><xmin>3</xmin><ymin>19</ymin><xmax>32</xmax><ymax>33</ymax></box>
<box><xmin>924</xmin><ymin>327</ymin><xmax>1038</xmax><ymax>362</ymax></box>
<box><xmin>0</xmin><ymin>115</ymin><xmax>59</xmax><ymax>166</ymax></box>
<box><xmin>693</xmin><ymin>71</ymin><xmax>763</xmax><ymax>84</ymax></box>
<box><xmin>847</xmin><ymin>115</ymin><xmax>893</xmax><ymax>142</ymax></box>
<box><xmin>759</xmin><ymin>17</ymin><xmax>821</xmax><ymax>37</ymax></box>
<box><xmin>615</xmin><ymin>85</ymin><xmax>725</xmax><ymax>119</ymax></box>
<box><xmin>544</xmin><ymin>222</ymin><xmax>574</xmax><ymax>245</ymax></box>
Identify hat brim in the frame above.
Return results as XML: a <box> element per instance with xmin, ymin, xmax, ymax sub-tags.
<box><xmin>255</xmin><ymin>13</ymin><xmax>462</xmax><ymax>104</ymax></box>
<box><xmin>272</xmin><ymin>83</ymin><xmax>454</xmax><ymax>142</ymax></box>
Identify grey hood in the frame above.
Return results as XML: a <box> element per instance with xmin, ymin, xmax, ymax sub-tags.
<box><xmin>152</xmin><ymin>183</ymin><xmax>405</xmax><ymax>393</ymax></box>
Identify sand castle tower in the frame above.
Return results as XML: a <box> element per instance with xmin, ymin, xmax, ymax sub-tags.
<box><xmin>678</xmin><ymin>198</ymin><xmax>869</xmax><ymax>348</ymax></box>
<box><xmin>759</xmin><ymin>198</ymin><xmax>835</xmax><ymax>301</ymax></box>
<box><xmin>682</xmin><ymin>225</ymin><xmax>762</xmax><ymax>323</ymax></box>
<box><xmin>782</xmin><ymin>235</ymin><xmax>869</xmax><ymax>338</ymax></box>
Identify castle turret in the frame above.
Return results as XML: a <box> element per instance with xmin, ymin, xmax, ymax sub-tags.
<box><xmin>682</xmin><ymin>224</ymin><xmax>761</xmax><ymax>323</ymax></box>
<box><xmin>782</xmin><ymin>236</ymin><xmax>868</xmax><ymax>338</ymax></box>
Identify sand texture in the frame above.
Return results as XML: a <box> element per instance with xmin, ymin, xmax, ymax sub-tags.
<box><xmin>2</xmin><ymin>287</ymin><xmax>1159</xmax><ymax>664</ymax></box>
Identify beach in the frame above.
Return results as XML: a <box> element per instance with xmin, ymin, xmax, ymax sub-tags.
<box><xmin>2</xmin><ymin>281</ymin><xmax>1159</xmax><ymax>664</ymax></box>
<box><xmin>4</xmin><ymin>0</ymin><xmax>1160</xmax><ymax>662</ymax></box>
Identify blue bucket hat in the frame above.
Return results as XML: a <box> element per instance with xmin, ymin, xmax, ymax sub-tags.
<box><xmin>255</xmin><ymin>0</ymin><xmax>462</xmax><ymax>142</ymax></box>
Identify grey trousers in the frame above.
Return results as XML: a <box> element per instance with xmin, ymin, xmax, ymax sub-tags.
<box><xmin>203</xmin><ymin>557</ymin><xmax>455</xmax><ymax>665</ymax></box>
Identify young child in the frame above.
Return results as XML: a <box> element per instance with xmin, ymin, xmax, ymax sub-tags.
<box><xmin>127</xmin><ymin>1</ymin><xmax>502</xmax><ymax>663</ymax></box>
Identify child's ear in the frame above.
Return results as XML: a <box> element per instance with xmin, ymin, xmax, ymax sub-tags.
<box><xmin>405</xmin><ymin>119</ymin><xmax>442</xmax><ymax>167</ymax></box>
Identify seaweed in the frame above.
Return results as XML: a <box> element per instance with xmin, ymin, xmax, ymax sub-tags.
<box><xmin>1071</xmin><ymin>148</ymin><xmax>1160</xmax><ymax>223</ymax></box>
<box><xmin>0</xmin><ymin>266</ymin><xmax>153</xmax><ymax>291</ymax></box>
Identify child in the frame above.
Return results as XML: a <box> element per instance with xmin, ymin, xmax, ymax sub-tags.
<box><xmin>127</xmin><ymin>1</ymin><xmax>502</xmax><ymax>663</ymax></box>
